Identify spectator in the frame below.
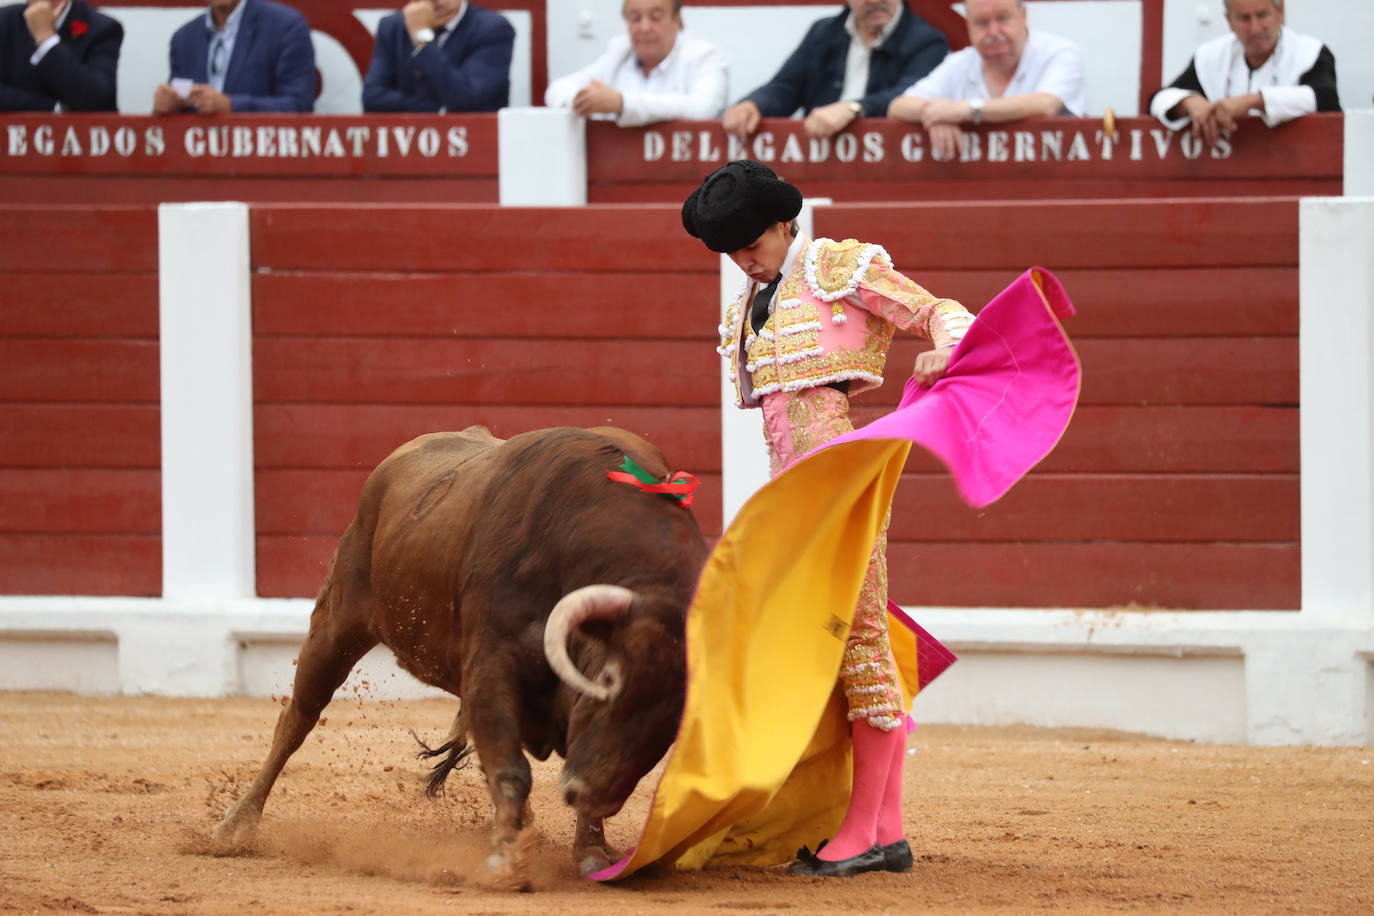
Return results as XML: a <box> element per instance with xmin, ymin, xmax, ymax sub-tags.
<box><xmin>544</xmin><ymin>0</ymin><xmax>727</xmax><ymax>127</ymax></box>
<box><xmin>151</xmin><ymin>0</ymin><xmax>315</xmax><ymax>115</ymax></box>
<box><xmin>721</xmin><ymin>0</ymin><xmax>947</xmax><ymax>141</ymax></box>
<box><xmin>887</xmin><ymin>0</ymin><xmax>1086</xmax><ymax>160</ymax></box>
<box><xmin>1149</xmin><ymin>0</ymin><xmax>1339</xmax><ymax>148</ymax></box>
<box><xmin>363</xmin><ymin>0</ymin><xmax>513</xmax><ymax>113</ymax></box>
<box><xmin>0</xmin><ymin>0</ymin><xmax>122</xmax><ymax>111</ymax></box>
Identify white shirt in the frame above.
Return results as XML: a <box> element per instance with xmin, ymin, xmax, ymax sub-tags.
<box><xmin>902</xmin><ymin>30</ymin><xmax>1088</xmax><ymax>117</ymax></box>
<box><xmin>28</xmin><ymin>0</ymin><xmax>72</xmax><ymax>67</ymax></box>
<box><xmin>840</xmin><ymin>4</ymin><xmax>903</xmax><ymax>102</ymax></box>
<box><xmin>544</xmin><ymin>30</ymin><xmax>729</xmax><ymax>127</ymax></box>
<box><xmin>414</xmin><ymin>0</ymin><xmax>467</xmax><ymax>56</ymax></box>
<box><xmin>1149</xmin><ymin>27</ymin><xmax>1326</xmax><ymax>130</ymax></box>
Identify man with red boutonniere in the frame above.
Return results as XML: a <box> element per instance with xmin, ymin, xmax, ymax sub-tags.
<box><xmin>0</xmin><ymin>0</ymin><xmax>122</xmax><ymax>111</ymax></box>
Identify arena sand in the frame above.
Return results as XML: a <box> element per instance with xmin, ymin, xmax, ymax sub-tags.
<box><xmin>1</xmin><ymin>692</ymin><xmax>1370</xmax><ymax>914</ymax></box>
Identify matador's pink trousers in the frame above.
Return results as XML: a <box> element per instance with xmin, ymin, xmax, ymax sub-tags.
<box><xmin>759</xmin><ymin>385</ymin><xmax>905</xmax><ymax>732</ymax></box>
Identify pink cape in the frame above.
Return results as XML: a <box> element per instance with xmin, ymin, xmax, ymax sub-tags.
<box><xmin>589</xmin><ymin>267</ymin><xmax>1080</xmax><ymax>880</ymax></box>
<box><xmin>816</xmin><ymin>266</ymin><xmax>1081</xmax><ymax>508</ymax></box>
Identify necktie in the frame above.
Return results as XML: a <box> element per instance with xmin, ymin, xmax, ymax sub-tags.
<box><xmin>209</xmin><ymin>34</ymin><xmax>227</xmax><ymax>83</ymax></box>
<box><xmin>750</xmin><ymin>275</ymin><xmax>781</xmax><ymax>334</ymax></box>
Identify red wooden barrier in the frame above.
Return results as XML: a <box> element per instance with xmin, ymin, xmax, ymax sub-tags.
<box><xmin>0</xmin><ymin>206</ymin><xmax>162</xmax><ymax>595</ymax></box>
<box><xmin>250</xmin><ymin>204</ymin><xmax>723</xmax><ymax>598</ymax></box>
<box><xmin>819</xmin><ymin>197</ymin><xmax>1300</xmax><ymax>609</ymax></box>
<box><xmin>0</xmin><ymin>115</ymin><xmax>501</xmax><ymax>204</ymax></box>
<box><xmin>586</xmin><ymin>115</ymin><xmax>1343</xmax><ymax>203</ymax></box>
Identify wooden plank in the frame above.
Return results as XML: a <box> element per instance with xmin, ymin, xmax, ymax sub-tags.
<box><xmin>0</xmin><ymin>340</ymin><xmax>159</xmax><ymax>402</ymax></box>
<box><xmin>0</xmin><ymin>207</ymin><xmax>158</xmax><ymax>272</ymax></box>
<box><xmin>253</xmin><ymin>339</ymin><xmax>720</xmax><ymax>406</ymax></box>
<box><xmin>250</xmin><ymin>266</ymin><xmax>1297</xmax><ymax>341</ymax></box>
<box><xmin>258</xmin><ymin>537</ymin><xmax>1299</xmax><ymax>608</ymax></box>
<box><xmin>0</xmin><ymin>176</ymin><xmax>499</xmax><ymax>205</ymax></box>
<box><xmin>250</xmin><ymin>205</ymin><xmax>719</xmax><ymax>273</ymax></box>
<box><xmin>0</xmin><ymin>274</ymin><xmax>159</xmax><ymax>337</ymax></box>
<box><xmin>254</xmin><ymin>404</ymin><xmax>722</xmax><ymax>472</ymax></box>
<box><xmin>256</xmin><ymin>534</ymin><xmax>338</xmax><ymax>599</ymax></box>
<box><xmin>0</xmin><ymin>469</ymin><xmax>160</xmax><ymax>533</ymax></box>
<box><xmin>815</xmin><ymin>198</ymin><xmax>1299</xmax><ymax>271</ymax></box>
<box><xmin>0</xmin><ymin>534</ymin><xmax>160</xmax><ymax>595</ymax></box>
<box><xmin>0</xmin><ymin>405</ymin><xmax>161</xmax><ymax>468</ymax></box>
<box><xmin>883</xmin><ymin>337</ymin><xmax>1298</xmax><ymax>406</ymax></box>
<box><xmin>591</xmin><ymin>177</ymin><xmax>1339</xmax><ymax>205</ymax></box>
<box><xmin>854</xmin><ymin>405</ymin><xmax>1298</xmax><ymax>473</ymax></box>
<box><xmin>252</xmin><ymin>271</ymin><xmax>721</xmax><ymax>339</ymax></box>
<box><xmin>887</xmin><ymin>473</ymin><xmax>1298</xmax><ymax>542</ymax></box>
<box><xmin>888</xmin><ymin>267</ymin><xmax>1297</xmax><ymax>338</ymax></box>
<box><xmin>887</xmin><ymin>542</ymin><xmax>1299</xmax><ymax>610</ymax></box>
<box><xmin>253</xmin><ymin>403</ymin><xmax>1291</xmax><ymax>475</ymax></box>
<box><xmin>255</xmin><ymin>469</ymin><xmax>724</xmax><ymax>538</ymax></box>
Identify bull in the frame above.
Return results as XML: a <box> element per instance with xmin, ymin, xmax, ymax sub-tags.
<box><xmin>212</xmin><ymin>425</ymin><xmax>709</xmax><ymax>880</ymax></box>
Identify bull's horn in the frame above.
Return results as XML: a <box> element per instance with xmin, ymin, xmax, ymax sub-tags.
<box><xmin>543</xmin><ymin>585</ymin><xmax>635</xmax><ymax>701</ymax></box>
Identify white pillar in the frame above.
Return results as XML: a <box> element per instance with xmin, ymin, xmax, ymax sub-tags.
<box><xmin>720</xmin><ymin>199</ymin><xmax>826</xmax><ymax>527</ymax></box>
<box><xmin>497</xmin><ymin>108</ymin><xmax>587</xmax><ymax>205</ymax></box>
<box><xmin>157</xmin><ymin>202</ymin><xmax>257</xmax><ymax>604</ymax></box>
<box><xmin>1299</xmin><ymin>197</ymin><xmax>1374</xmax><ymax>624</ymax></box>
<box><xmin>1344</xmin><ymin>110</ymin><xmax>1374</xmax><ymax>197</ymax></box>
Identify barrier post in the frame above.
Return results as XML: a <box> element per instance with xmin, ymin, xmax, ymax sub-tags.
<box><xmin>157</xmin><ymin>202</ymin><xmax>257</xmax><ymax>606</ymax></box>
<box><xmin>1345</xmin><ymin>110</ymin><xmax>1374</xmax><ymax>196</ymax></box>
<box><xmin>498</xmin><ymin>108</ymin><xmax>587</xmax><ymax>205</ymax></box>
<box><xmin>1299</xmin><ymin>196</ymin><xmax>1374</xmax><ymax>626</ymax></box>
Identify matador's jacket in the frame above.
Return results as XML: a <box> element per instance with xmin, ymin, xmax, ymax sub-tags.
<box><xmin>717</xmin><ymin>235</ymin><xmax>974</xmax><ymax>407</ymax></box>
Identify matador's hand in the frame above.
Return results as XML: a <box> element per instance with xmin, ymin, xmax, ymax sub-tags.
<box><xmin>913</xmin><ymin>345</ymin><xmax>954</xmax><ymax>387</ymax></box>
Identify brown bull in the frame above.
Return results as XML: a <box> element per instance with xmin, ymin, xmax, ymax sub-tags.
<box><xmin>212</xmin><ymin>426</ymin><xmax>709</xmax><ymax>880</ymax></box>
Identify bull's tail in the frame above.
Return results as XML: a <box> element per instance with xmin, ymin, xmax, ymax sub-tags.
<box><xmin>409</xmin><ymin>726</ymin><xmax>474</xmax><ymax>797</ymax></box>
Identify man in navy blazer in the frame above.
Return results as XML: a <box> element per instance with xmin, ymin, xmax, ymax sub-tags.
<box><xmin>363</xmin><ymin>0</ymin><xmax>513</xmax><ymax>113</ymax></box>
<box><xmin>722</xmin><ymin>0</ymin><xmax>947</xmax><ymax>140</ymax></box>
<box><xmin>0</xmin><ymin>0</ymin><xmax>122</xmax><ymax>111</ymax></box>
<box><xmin>151</xmin><ymin>0</ymin><xmax>314</xmax><ymax>115</ymax></box>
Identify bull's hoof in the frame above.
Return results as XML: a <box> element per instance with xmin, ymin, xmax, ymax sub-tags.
<box><xmin>575</xmin><ymin>844</ymin><xmax>619</xmax><ymax>877</ymax></box>
<box><xmin>484</xmin><ymin>826</ymin><xmax>536</xmax><ymax>892</ymax></box>
<box><xmin>210</xmin><ymin>808</ymin><xmax>259</xmax><ymax>850</ymax></box>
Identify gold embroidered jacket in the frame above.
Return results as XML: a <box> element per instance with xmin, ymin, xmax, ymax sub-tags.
<box><xmin>717</xmin><ymin>236</ymin><xmax>974</xmax><ymax>407</ymax></box>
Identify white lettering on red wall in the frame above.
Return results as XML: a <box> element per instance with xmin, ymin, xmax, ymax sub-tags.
<box><xmin>641</xmin><ymin>127</ymin><xmax>1233</xmax><ymax>165</ymax></box>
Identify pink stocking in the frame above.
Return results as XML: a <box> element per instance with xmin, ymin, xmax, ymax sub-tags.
<box><xmin>874</xmin><ymin>723</ymin><xmax>908</xmax><ymax>846</ymax></box>
<box><xmin>818</xmin><ymin>720</ymin><xmax>903</xmax><ymax>861</ymax></box>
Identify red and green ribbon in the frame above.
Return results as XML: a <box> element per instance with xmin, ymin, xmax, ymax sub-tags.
<box><xmin>607</xmin><ymin>456</ymin><xmax>699</xmax><ymax>508</ymax></box>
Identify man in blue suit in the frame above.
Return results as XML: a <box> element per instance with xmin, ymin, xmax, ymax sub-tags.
<box><xmin>0</xmin><ymin>0</ymin><xmax>122</xmax><ymax>111</ymax></box>
<box><xmin>363</xmin><ymin>0</ymin><xmax>513</xmax><ymax>113</ymax></box>
<box><xmin>151</xmin><ymin>0</ymin><xmax>314</xmax><ymax>115</ymax></box>
<box><xmin>722</xmin><ymin>0</ymin><xmax>947</xmax><ymax>141</ymax></box>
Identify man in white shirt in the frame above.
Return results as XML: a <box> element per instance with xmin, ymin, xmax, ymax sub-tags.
<box><xmin>544</xmin><ymin>0</ymin><xmax>727</xmax><ymax>127</ymax></box>
<box><xmin>1148</xmin><ymin>0</ymin><xmax>1340</xmax><ymax>148</ymax></box>
<box><xmin>887</xmin><ymin>0</ymin><xmax>1086</xmax><ymax>159</ymax></box>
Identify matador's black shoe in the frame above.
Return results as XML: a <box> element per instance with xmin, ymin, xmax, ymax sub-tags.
<box><xmin>788</xmin><ymin>841</ymin><xmax>888</xmax><ymax>878</ymax></box>
<box><xmin>879</xmin><ymin>838</ymin><xmax>913</xmax><ymax>873</ymax></box>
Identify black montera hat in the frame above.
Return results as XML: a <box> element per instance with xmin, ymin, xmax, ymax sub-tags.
<box><xmin>681</xmin><ymin>160</ymin><xmax>803</xmax><ymax>253</ymax></box>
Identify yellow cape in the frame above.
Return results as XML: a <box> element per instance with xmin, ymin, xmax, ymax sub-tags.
<box><xmin>596</xmin><ymin>436</ymin><xmax>925</xmax><ymax>877</ymax></box>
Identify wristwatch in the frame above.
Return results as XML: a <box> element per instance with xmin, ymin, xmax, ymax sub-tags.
<box><xmin>846</xmin><ymin>101</ymin><xmax>863</xmax><ymax>119</ymax></box>
<box><xmin>968</xmin><ymin>98</ymin><xmax>984</xmax><ymax>124</ymax></box>
<box><xmin>414</xmin><ymin>27</ymin><xmax>436</xmax><ymax>47</ymax></box>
